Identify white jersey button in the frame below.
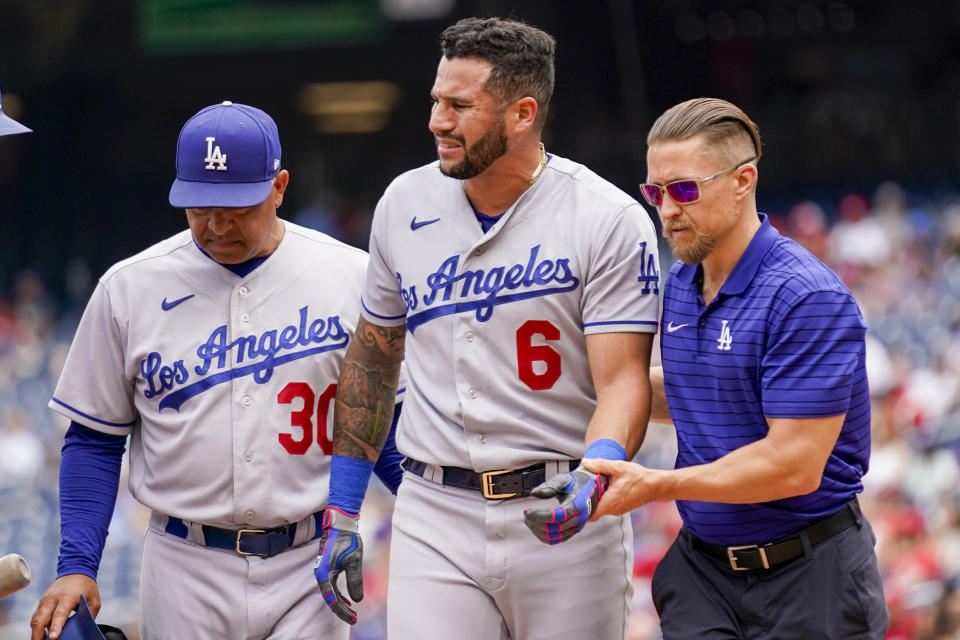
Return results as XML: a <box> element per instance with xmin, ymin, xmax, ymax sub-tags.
<box><xmin>243</xmin><ymin>451</ymin><xmax>253</xmax><ymax>462</ymax></box>
<box><xmin>465</xmin><ymin>332</ymin><xmax>474</xmax><ymax>342</ymax></box>
<box><xmin>240</xmin><ymin>313</ymin><xmax>250</xmax><ymax>322</ymax></box>
<box><xmin>238</xmin><ymin>286</ymin><xmax>249</xmax><ymax>296</ymax></box>
<box><xmin>242</xmin><ymin>395</ymin><xmax>253</xmax><ymax>406</ymax></box>
<box><xmin>474</xmin><ymin>248</ymin><xmax>483</xmax><ymax>256</ymax></box>
<box><xmin>468</xmin><ymin>388</ymin><xmax>478</xmax><ymax>399</ymax></box>
<box><xmin>477</xmin><ymin>433</ymin><xmax>488</xmax><ymax>444</ymax></box>
<box><xmin>245</xmin><ymin>510</ymin><xmax>256</xmax><ymax>520</ymax></box>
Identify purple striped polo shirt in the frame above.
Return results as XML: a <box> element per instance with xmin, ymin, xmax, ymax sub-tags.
<box><xmin>661</xmin><ymin>213</ymin><xmax>870</xmax><ymax>544</ymax></box>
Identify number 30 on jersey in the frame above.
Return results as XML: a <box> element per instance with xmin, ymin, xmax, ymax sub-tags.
<box><xmin>277</xmin><ymin>382</ymin><xmax>335</xmax><ymax>455</ymax></box>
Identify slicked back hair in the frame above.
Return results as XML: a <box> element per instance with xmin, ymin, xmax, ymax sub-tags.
<box><xmin>440</xmin><ymin>17</ymin><xmax>556</xmax><ymax>129</ymax></box>
<box><xmin>647</xmin><ymin>98</ymin><xmax>762</xmax><ymax>166</ymax></box>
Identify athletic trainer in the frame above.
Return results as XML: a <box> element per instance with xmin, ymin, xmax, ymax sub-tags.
<box><xmin>584</xmin><ymin>97</ymin><xmax>888</xmax><ymax>639</ymax></box>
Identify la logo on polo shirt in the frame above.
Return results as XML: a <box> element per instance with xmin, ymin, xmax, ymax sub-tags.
<box><xmin>717</xmin><ymin>320</ymin><xmax>733</xmax><ymax>350</ymax></box>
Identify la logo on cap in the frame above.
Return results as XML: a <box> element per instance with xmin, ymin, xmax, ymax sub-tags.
<box><xmin>169</xmin><ymin>100</ymin><xmax>282</xmax><ymax>208</ymax></box>
<box><xmin>205</xmin><ymin>136</ymin><xmax>227</xmax><ymax>171</ymax></box>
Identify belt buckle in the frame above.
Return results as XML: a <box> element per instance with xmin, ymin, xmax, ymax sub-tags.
<box><xmin>726</xmin><ymin>544</ymin><xmax>769</xmax><ymax>571</ymax></box>
<box><xmin>481</xmin><ymin>469</ymin><xmax>518</xmax><ymax>500</ymax></box>
<box><xmin>235</xmin><ymin>528</ymin><xmax>267</xmax><ymax>555</ymax></box>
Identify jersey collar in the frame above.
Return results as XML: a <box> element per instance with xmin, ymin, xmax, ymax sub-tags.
<box><xmin>674</xmin><ymin>212</ymin><xmax>779</xmax><ymax>296</ymax></box>
<box><xmin>192</xmin><ymin>239</ymin><xmax>274</xmax><ymax>277</ymax></box>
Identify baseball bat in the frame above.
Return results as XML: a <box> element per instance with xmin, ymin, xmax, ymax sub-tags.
<box><xmin>0</xmin><ymin>553</ymin><xmax>31</xmax><ymax>599</ymax></box>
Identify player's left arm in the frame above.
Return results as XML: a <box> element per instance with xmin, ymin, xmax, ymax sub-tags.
<box><xmin>583</xmin><ymin>331</ymin><xmax>654</xmax><ymax>457</ymax></box>
<box><xmin>579</xmin><ymin>202</ymin><xmax>659</xmax><ymax>450</ymax></box>
<box><xmin>523</xmin><ymin>331</ymin><xmax>653</xmax><ymax>544</ymax></box>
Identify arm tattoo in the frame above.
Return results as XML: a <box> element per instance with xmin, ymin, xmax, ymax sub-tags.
<box><xmin>333</xmin><ymin>317</ymin><xmax>406</xmax><ymax>461</ymax></box>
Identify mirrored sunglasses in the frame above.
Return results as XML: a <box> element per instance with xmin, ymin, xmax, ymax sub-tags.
<box><xmin>639</xmin><ymin>157</ymin><xmax>756</xmax><ymax>206</ymax></box>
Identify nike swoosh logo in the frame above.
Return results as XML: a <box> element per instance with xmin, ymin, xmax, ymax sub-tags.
<box><xmin>666</xmin><ymin>321</ymin><xmax>689</xmax><ymax>333</ymax></box>
<box><xmin>410</xmin><ymin>217</ymin><xmax>440</xmax><ymax>231</ymax></box>
<box><xmin>161</xmin><ymin>294</ymin><xmax>195</xmax><ymax>311</ymax></box>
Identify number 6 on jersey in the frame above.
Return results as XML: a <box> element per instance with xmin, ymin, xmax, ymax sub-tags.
<box><xmin>517</xmin><ymin>320</ymin><xmax>561</xmax><ymax>390</ymax></box>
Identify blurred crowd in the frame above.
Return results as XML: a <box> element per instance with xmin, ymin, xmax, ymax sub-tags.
<box><xmin>1</xmin><ymin>180</ymin><xmax>959</xmax><ymax>639</ymax></box>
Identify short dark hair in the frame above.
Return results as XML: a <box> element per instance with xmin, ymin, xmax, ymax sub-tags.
<box><xmin>647</xmin><ymin>97</ymin><xmax>762</xmax><ymax>165</ymax></box>
<box><xmin>440</xmin><ymin>17</ymin><xmax>556</xmax><ymax>128</ymax></box>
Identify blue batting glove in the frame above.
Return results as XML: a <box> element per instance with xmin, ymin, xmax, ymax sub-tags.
<box><xmin>522</xmin><ymin>467</ymin><xmax>609</xmax><ymax>545</ymax></box>
<box><xmin>314</xmin><ymin>507</ymin><xmax>364</xmax><ymax>625</ymax></box>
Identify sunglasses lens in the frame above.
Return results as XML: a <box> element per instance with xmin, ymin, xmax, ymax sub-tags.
<box><xmin>666</xmin><ymin>181</ymin><xmax>700</xmax><ymax>203</ymax></box>
<box><xmin>639</xmin><ymin>184</ymin><xmax>663</xmax><ymax>206</ymax></box>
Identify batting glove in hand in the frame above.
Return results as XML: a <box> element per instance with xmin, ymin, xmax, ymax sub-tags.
<box><xmin>523</xmin><ymin>467</ymin><xmax>608</xmax><ymax>545</ymax></box>
<box><xmin>314</xmin><ymin>508</ymin><xmax>364</xmax><ymax>625</ymax></box>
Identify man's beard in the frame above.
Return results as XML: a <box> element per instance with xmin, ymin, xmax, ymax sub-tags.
<box><xmin>663</xmin><ymin>216</ymin><xmax>716</xmax><ymax>264</ymax></box>
<box><xmin>437</xmin><ymin>119</ymin><xmax>508</xmax><ymax>180</ymax></box>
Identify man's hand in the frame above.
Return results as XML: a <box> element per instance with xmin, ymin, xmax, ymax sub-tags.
<box><xmin>30</xmin><ymin>574</ymin><xmax>99</xmax><ymax>640</ymax></box>
<box><xmin>523</xmin><ymin>467</ymin><xmax>608</xmax><ymax>545</ymax></box>
<box><xmin>314</xmin><ymin>508</ymin><xmax>364</xmax><ymax>625</ymax></box>
<box><xmin>582</xmin><ymin>458</ymin><xmax>662</xmax><ymax>521</ymax></box>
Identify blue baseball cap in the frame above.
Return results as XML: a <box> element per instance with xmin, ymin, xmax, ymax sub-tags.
<box><xmin>169</xmin><ymin>101</ymin><xmax>282</xmax><ymax>208</ymax></box>
<box><xmin>0</xmin><ymin>87</ymin><xmax>31</xmax><ymax>136</ymax></box>
<box><xmin>45</xmin><ymin>595</ymin><xmax>107</xmax><ymax>640</ymax></box>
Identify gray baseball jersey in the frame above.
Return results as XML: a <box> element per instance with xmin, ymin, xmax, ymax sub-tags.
<box><xmin>363</xmin><ymin>154</ymin><xmax>659</xmax><ymax>639</ymax></box>
<box><xmin>50</xmin><ymin>221</ymin><xmax>369</xmax><ymax>528</ymax></box>
<box><xmin>362</xmin><ymin>154</ymin><xmax>661</xmax><ymax>469</ymax></box>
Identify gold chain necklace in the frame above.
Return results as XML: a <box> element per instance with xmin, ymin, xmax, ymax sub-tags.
<box><xmin>528</xmin><ymin>142</ymin><xmax>547</xmax><ymax>186</ymax></box>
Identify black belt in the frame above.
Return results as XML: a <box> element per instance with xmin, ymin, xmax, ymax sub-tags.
<box><xmin>164</xmin><ymin>511</ymin><xmax>324</xmax><ymax>557</ymax></box>
<box><xmin>688</xmin><ymin>499</ymin><xmax>860</xmax><ymax>571</ymax></box>
<box><xmin>402</xmin><ymin>457</ymin><xmax>578</xmax><ymax>500</ymax></box>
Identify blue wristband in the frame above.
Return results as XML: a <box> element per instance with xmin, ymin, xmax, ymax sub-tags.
<box><xmin>328</xmin><ymin>455</ymin><xmax>375</xmax><ymax>515</ymax></box>
<box><xmin>584</xmin><ymin>438</ymin><xmax>627</xmax><ymax>462</ymax></box>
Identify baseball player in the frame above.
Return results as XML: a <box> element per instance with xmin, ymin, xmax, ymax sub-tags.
<box><xmin>30</xmin><ymin>101</ymin><xmax>404</xmax><ymax>640</ymax></box>
<box><xmin>314</xmin><ymin>17</ymin><xmax>660</xmax><ymax>639</ymax></box>
<box><xmin>0</xmin><ymin>86</ymin><xmax>31</xmax><ymax>135</ymax></box>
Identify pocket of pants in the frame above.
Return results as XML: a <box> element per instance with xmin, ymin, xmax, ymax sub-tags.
<box><xmin>836</xmin><ymin>524</ymin><xmax>888</xmax><ymax>634</ymax></box>
<box><xmin>651</xmin><ymin>540</ymin><xmax>676</xmax><ymax>615</ymax></box>
<box><xmin>848</xmin><ymin>552</ymin><xmax>887</xmax><ymax>630</ymax></box>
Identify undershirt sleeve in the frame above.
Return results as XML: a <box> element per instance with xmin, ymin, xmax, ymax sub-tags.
<box><xmin>57</xmin><ymin>421</ymin><xmax>127</xmax><ymax>579</ymax></box>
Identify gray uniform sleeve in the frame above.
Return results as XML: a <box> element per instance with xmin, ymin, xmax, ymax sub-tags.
<box><xmin>49</xmin><ymin>280</ymin><xmax>137</xmax><ymax>436</ymax></box>
<box><xmin>581</xmin><ymin>203</ymin><xmax>661</xmax><ymax>335</ymax></box>
<box><xmin>360</xmin><ymin>193</ymin><xmax>408</xmax><ymax>327</ymax></box>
